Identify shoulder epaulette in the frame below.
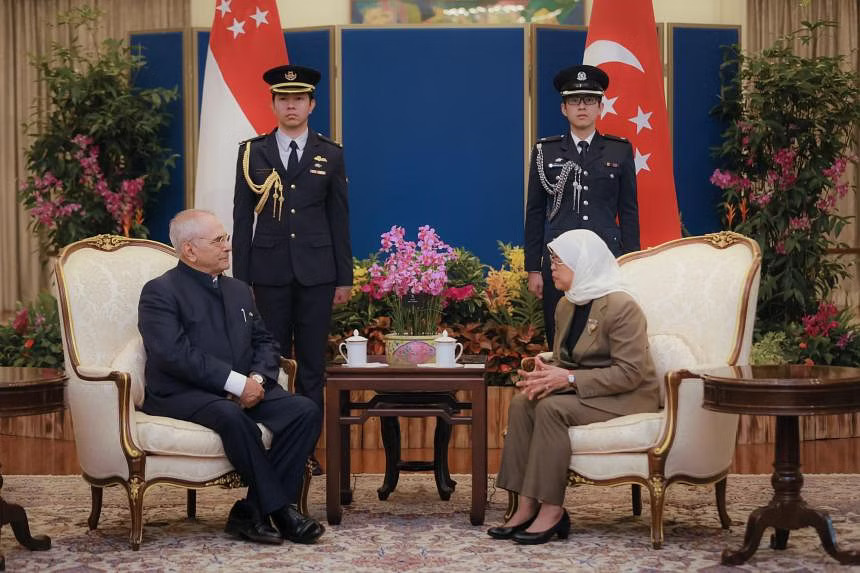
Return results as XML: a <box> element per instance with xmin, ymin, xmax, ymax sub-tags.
<box><xmin>537</xmin><ymin>134</ymin><xmax>564</xmax><ymax>144</ymax></box>
<box><xmin>239</xmin><ymin>133</ymin><xmax>266</xmax><ymax>146</ymax></box>
<box><xmin>602</xmin><ymin>133</ymin><xmax>630</xmax><ymax>143</ymax></box>
<box><xmin>317</xmin><ymin>133</ymin><xmax>343</xmax><ymax>148</ymax></box>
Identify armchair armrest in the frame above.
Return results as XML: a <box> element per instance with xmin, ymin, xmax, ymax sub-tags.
<box><xmin>278</xmin><ymin>357</ymin><xmax>297</xmax><ymax>393</ymax></box>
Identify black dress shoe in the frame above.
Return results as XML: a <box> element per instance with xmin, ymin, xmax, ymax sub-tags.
<box><xmin>487</xmin><ymin>514</ymin><xmax>537</xmax><ymax>540</ymax></box>
<box><xmin>224</xmin><ymin>500</ymin><xmax>283</xmax><ymax>545</ymax></box>
<box><xmin>310</xmin><ymin>455</ymin><xmax>323</xmax><ymax>476</ymax></box>
<box><xmin>271</xmin><ymin>505</ymin><xmax>325</xmax><ymax>544</ymax></box>
<box><xmin>512</xmin><ymin>510</ymin><xmax>570</xmax><ymax>545</ymax></box>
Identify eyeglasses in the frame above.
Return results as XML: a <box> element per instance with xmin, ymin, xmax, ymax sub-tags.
<box><xmin>195</xmin><ymin>233</ymin><xmax>231</xmax><ymax>247</ymax></box>
<box><xmin>549</xmin><ymin>253</ymin><xmax>564</xmax><ymax>268</ymax></box>
<box><xmin>564</xmin><ymin>95</ymin><xmax>601</xmax><ymax>106</ymax></box>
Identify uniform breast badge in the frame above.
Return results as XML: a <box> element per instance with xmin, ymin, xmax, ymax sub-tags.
<box><xmin>536</xmin><ymin>142</ymin><xmax>583</xmax><ymax>220</ymax></box>
<box><xmin>242</xmin><ymin>141</ymin><xmax>285</xmax><ymax>220</ymax></box>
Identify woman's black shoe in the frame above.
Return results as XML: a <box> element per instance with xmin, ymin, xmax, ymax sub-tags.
<box><xmin>487</xmin><ymin>514</ymin><xmax>537</xmax><ymax>540</ymax></box>
<box><xmin>511</xmin><ymin>509</ymin><xmax>570</xmax><ymax>545</ymax></box>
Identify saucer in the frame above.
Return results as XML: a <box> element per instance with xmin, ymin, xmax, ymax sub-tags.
<box><xmin>339</xmin><ymin>362</ymin><xmax>388</xmax><ymax>368</ymax></box>
<box><xmin>416</xmin><ymin>363</ymin><xmax>464</xmax><ymax>368</ymax></box>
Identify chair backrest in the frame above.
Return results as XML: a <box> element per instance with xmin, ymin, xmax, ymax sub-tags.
<box><xmin>619</xmin><ymin>232</ymin><xmax>762</xmax><ymax>379</ymax></box>
<box><xmin>55</xmin><ymin>235</ymin><xmax>177</xmax><ymax>373</ymax></box>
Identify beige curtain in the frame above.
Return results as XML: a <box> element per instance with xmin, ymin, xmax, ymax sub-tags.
<box><xmin>748</xmin><ymin>0</ymin><xmax>860</xmax><ymax>310</ymax></box>
<box><xmin>0</xmin><ymin>0</ymin><xmax>189</xmax><ymax>315</ymax></box>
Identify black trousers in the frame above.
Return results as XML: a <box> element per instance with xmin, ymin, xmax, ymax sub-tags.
<box><xmin>189</xmin><ymin>385</ymin><xmax>321</xmax><ymax>517</ymax></box>
<box><xmin>253</xmin><ymin>282</ymin><xmax>335</xmax><ymax>412</ymax></box>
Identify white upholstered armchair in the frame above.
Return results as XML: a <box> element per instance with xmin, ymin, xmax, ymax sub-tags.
<box><xmin>510</xmin><ymin>231</ymin><xmax>762</xmax><ymax>548</ymax></box>
<box><xmin>53</xmin><ymin>235</ymin><xmax>310</xmax><ymax>550</ymax></box>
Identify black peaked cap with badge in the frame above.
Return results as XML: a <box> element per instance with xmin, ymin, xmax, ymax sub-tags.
<box><xmin>553</xmin><ymin>64</ymin><xmax>609</xmax><ymax>97</ymax></box>
<box><xmin>263</xmin><ymin>64</ymin><xmax>321</xmax><ymax>94</ymax></box>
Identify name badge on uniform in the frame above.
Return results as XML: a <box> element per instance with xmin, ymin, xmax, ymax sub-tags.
<box><xmin>310</xmin><ymin>169</ymin><xmax>327</xmax><ymax>175</ymax></box>
<box><xmin>606</xmin><ymin>161</ymin><xmax>619</xmax><ymax>168</ymax></box>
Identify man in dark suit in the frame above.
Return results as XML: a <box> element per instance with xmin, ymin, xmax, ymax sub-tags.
<box><xmin>524</xmin><ymin>64</ymin><xmax>640</xmax><ymax>347</ymax></box>
<box><xmin>139</xmin><ymin>209</ymin><xmax>324</xmax><ymax>545</ymax></box>
<box><xmin>233</xmin><ymin>66</ymin><xmax>352</xmax><ymax>475</ymax></box>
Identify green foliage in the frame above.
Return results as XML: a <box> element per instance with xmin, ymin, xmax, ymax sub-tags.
<box><xmin>749</xmin><ymin>331</ymin><xmax>788</xmax><ymax>365</ymax></box>
<box><xmin>712</xmin><ymin>21</ymin><xmax>860</xmax><ymax>333</ymax></box>
<box><xmin>442</xmin><ymin>248</ymin><xmax>489</xmax><ymax>326</ymax></box>
<box><xmin>0</xmin><ymin>292</ymin><xmax>63</xmax><ymax>368</ymax></box>
<box><xmin>18</xmin><ymin>6</ymin><xmax>178</xmax><ymax>255</ymax></box>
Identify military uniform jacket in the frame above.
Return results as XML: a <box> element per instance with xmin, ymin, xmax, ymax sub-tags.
<box><xmin>524</xmin><ymin>131</ymin><xmax>640</xmax><ymax>271</ymax></box>
<box><xmin>550</xmin><ymin>292</ymin><xmax>659</xmax><ymax>416</ymax></box>
<box><xmin>232</xmin><ymin>129</ymin><xmax>353</xmax><ymax>287</ymax></box>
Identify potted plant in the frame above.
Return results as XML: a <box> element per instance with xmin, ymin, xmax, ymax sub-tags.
<box><xmin>711</xmin><ymin>21</ymin><xmax>860</xmax><ymax>351</ymax></box>
<box><xmin>18</xmin><ymin>6</ymin><xmax>177</xmax><ymax>256</ymax></box>
<box><xmin>363</xmin><ymin>225</ymin><xmax>458</xmax><ymax>365</ymax></box>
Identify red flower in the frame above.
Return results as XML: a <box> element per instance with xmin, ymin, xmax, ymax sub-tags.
<box><xmin>12</xmin><ymin>308</ymin><xmax>29</xmax><ymax>334</ymax></box>
<box><xmin>803</xmin><ymin>358</ymin><xmax>815</xmax><ymax>366</ymax></box>
<box><xmin>798</xmin><ymin>342</ymin><xmax>807</xmax><ymax>349</ymax></box>
<box><xmin>24</xmin><ymin>338</ymin><xmax>35</xmax><ymax>349</ymax></box>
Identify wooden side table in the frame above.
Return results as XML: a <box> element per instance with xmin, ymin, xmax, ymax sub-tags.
<box><xmin>325</xmin><ymin>358</ymin><xmax>487</xmax><ymax>525</ymax></box>
<box><xmin>700</xmin><ymin>364</ymin><xmax>860</xmax><ymax>566</ymax></box>
<box><xmin>0</xmin><ymin>367</ymin><xmax>66</xmax><ymax>571</ymax></box>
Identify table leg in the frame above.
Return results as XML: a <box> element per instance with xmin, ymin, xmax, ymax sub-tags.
<box><xmin>721</xmin><ymin>415</ymin><xmax>860</xmax><ymax>566</ymax></box>
<box><xmin>340</xmin><ymin>390</ymin><xmax>353</xmax><ymax>506</ymax></box>
<box><xmin>325</xmin><ymin>386</ymin><xmax>343</xmax><ymax>525</ymax></box>
<box><xmin>470</xmin><ymin>385</ymin><xmax>487</xmax><ymax>526</ymax></box>
<box><xmin>377</xmin><ymin>417</ymin><xmax>401</xmax><ymax>500</ymax></box>
<box><xmin>433</xmin><ymin>417</ymin><xmax>455</xmax><ymax>500</ymax></box>
<box><xmin>0</xmin><ymin>470</ymin><xmax>51</xmax><ymax>572</ymax></box>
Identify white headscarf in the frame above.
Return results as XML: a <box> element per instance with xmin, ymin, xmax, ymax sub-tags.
<box><xmin>547</xmin><ymin>229</ymin><xmax>635</xmax><ymax>305</ymax></box>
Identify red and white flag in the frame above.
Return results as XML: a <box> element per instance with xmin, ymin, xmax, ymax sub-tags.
<box><xmin>584</xmin><ymin>0</ymin><xmax>681</xmax><ymax>247</ymax></box>
<box><xmin>194</xmin><ymin>0</ymin><xmax>287</xmax><ymax>234</ymax></box>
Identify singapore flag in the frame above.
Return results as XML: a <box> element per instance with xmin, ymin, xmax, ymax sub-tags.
<box><xmin>584</xmin><ymin>0</ymin><xmax>681</xmax><ymax>247</ymax></box>
<box><xmin>194</xmin><ymin>0</ymin><xmax>287</xmax><ymax>235</ymax></box>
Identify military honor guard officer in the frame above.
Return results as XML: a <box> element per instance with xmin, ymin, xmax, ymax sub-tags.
<box><xmin>524</xmin><ymin>64</ymin><xmax>640</xmax><ymax>347</ymax></box>
<box><xmin>233</xmin><ymin>65</ymin><xmax>353</xmax><ymax>474</ymax></box>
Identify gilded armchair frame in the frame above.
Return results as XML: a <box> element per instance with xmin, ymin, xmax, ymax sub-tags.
<box><xmin>54</xmin><ymin>235</ymin><xmax>311</xmax><ymax>550</ymax></box>
<box><xmin>507</xmin><ymin>231</ymin><xmax>762</xmax><ymax>548</ymax></box>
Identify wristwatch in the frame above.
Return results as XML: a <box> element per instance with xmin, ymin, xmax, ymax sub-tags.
<box><xmin>567</xmin><ymin>371</ymin><xmax>576</xmax><ymax>388</ymax></box>
<box><xmin>250</xmin><ymin>373</ymin><xmax>264</xmax><ymax>385</ymax></box>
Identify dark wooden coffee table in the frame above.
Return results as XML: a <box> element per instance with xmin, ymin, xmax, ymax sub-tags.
<box><xmin>0</xmin><ymin>367</ymin><xmax>66</xmax><ymax>571</ymax></box>
<box><xmin>699</xmin><ymin>364</ymin><xmax>860</xmax><ymax>565</ymax></box>
<box><xmin>325</xmin><ymin>358</ymin><xmax>487</xmax><ymax>525</ymax></box>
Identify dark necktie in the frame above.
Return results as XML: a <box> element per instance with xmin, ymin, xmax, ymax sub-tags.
<box><xmin>287</xmin><ymin>140</ymin><xmax>299</xmax><ymax>176</ymax></box>
<box><xmin>577</xmin><ymin>140</ymin><xmax>589</xmax><ymax>164</ymax></box>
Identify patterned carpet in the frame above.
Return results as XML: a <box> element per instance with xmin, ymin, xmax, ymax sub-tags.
<box><xmin>2</xmin><ymin>473</ymin><xmax>860</xmax><ymax>571</ymax></box>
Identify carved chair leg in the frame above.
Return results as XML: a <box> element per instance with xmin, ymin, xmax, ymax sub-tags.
<box><xmin>631</xmin><ymin>484</ymin><xmax>642</xmax><ymax>516</ymax></box>
<box><xmin>88</xmin><ymin>486</ymin><xmax>103</xmax><ymax>530</ymax></box>
<box><xmin>126</xmin><ymin>481</ymin><xmax>145</xmax><ymax>551</ymax></box>
<box><xmin>504</xmin><ymin>490</ymin><xmax>518</xmax><ymax>522</ymax></box>
<box><xmin>647</xmin><ymin>478</ymin><xmax>666</xmax><ymax>549</ymax></box>
<box><xmin>298</xmin><ymin>458</ymin><xmax>312</xmax><ymax>517</ymax></box>
<box><xmin>186</xmin><ymin>490</ymin><xmax>197</xmax><ymax>520</ymax></box>
<box><xmin>714</xmin><ymin>477</ymin><xmax>731</xmax><ymax>529</ymax></box>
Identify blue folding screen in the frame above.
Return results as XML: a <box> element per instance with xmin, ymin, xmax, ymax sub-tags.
<box><xmin>533</xmin><ymin>26</ymin><xmax>587</xmax><ymax>139</ymax></box>
<box><xmin>130</xmin><ymin>31</ymin><xmax>186</xmax><ymax>244</ymax></box>
<box><xmin>341</xmin><ymin>27</ymin><xmax>525</xmax><ymax>266</ymax></box>
<box><xmin>670</xmin><ymin>25</ymin><xmax>740</xmax><ymax>235</ymax></box>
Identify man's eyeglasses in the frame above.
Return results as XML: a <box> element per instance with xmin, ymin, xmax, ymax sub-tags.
<box><xmin>564</xmin><ymin>95</ymin><xmax>601</xmax><ymax>107</ymax></box>
<box><xmin>195</xmin><ymin>233</ymin><xmax>231</xmax><ymax>247</ymax></box>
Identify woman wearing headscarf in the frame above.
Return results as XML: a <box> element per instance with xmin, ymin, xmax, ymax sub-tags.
<box><xmin>488</xmin><ymin>229</ymin><xmax>659</xmax><ymax>545</ymax></box>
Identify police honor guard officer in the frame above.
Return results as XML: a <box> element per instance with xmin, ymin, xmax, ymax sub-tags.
<box><xmin>233</xmin><ymin>65</ymin><xmax>353</xmax><ymax>438</ymax></box>
<box><xmin>524</xmin><ymin>64</ymin><xmax>640</xmax><ymax>347</ymax></box>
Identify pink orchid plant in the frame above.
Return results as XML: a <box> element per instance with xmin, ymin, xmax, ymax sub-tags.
<box><xmin>363</xmin><ymin>225</ymin><xmax>458</xmax><ymax>335</ymax></box>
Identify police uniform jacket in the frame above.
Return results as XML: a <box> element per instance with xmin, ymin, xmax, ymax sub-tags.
<box><xmin>233</xmin><ymin>129</ymin><xmax>353</xmax><ymax>287</ymax></box>
<box><xmin>524</xmin><ymin>131</ymin><xmax>639</xmax><ymax>271</ymax></box>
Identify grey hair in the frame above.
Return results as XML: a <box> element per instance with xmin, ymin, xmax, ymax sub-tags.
<box><xmin>168</xmin><ymin>209</ymin><xmax>216</xmax><ymax>250</ymax></box>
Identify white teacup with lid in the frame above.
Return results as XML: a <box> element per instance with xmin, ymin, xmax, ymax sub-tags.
<box><xmin>434</xmin><ymin>329</ymin><xmax>463</xmax><ymax>367</ymax></box>
<box><xmin>339</xmin><ymin>329</ymin><xmax>368</xmax><ymax>365</ymax></box>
